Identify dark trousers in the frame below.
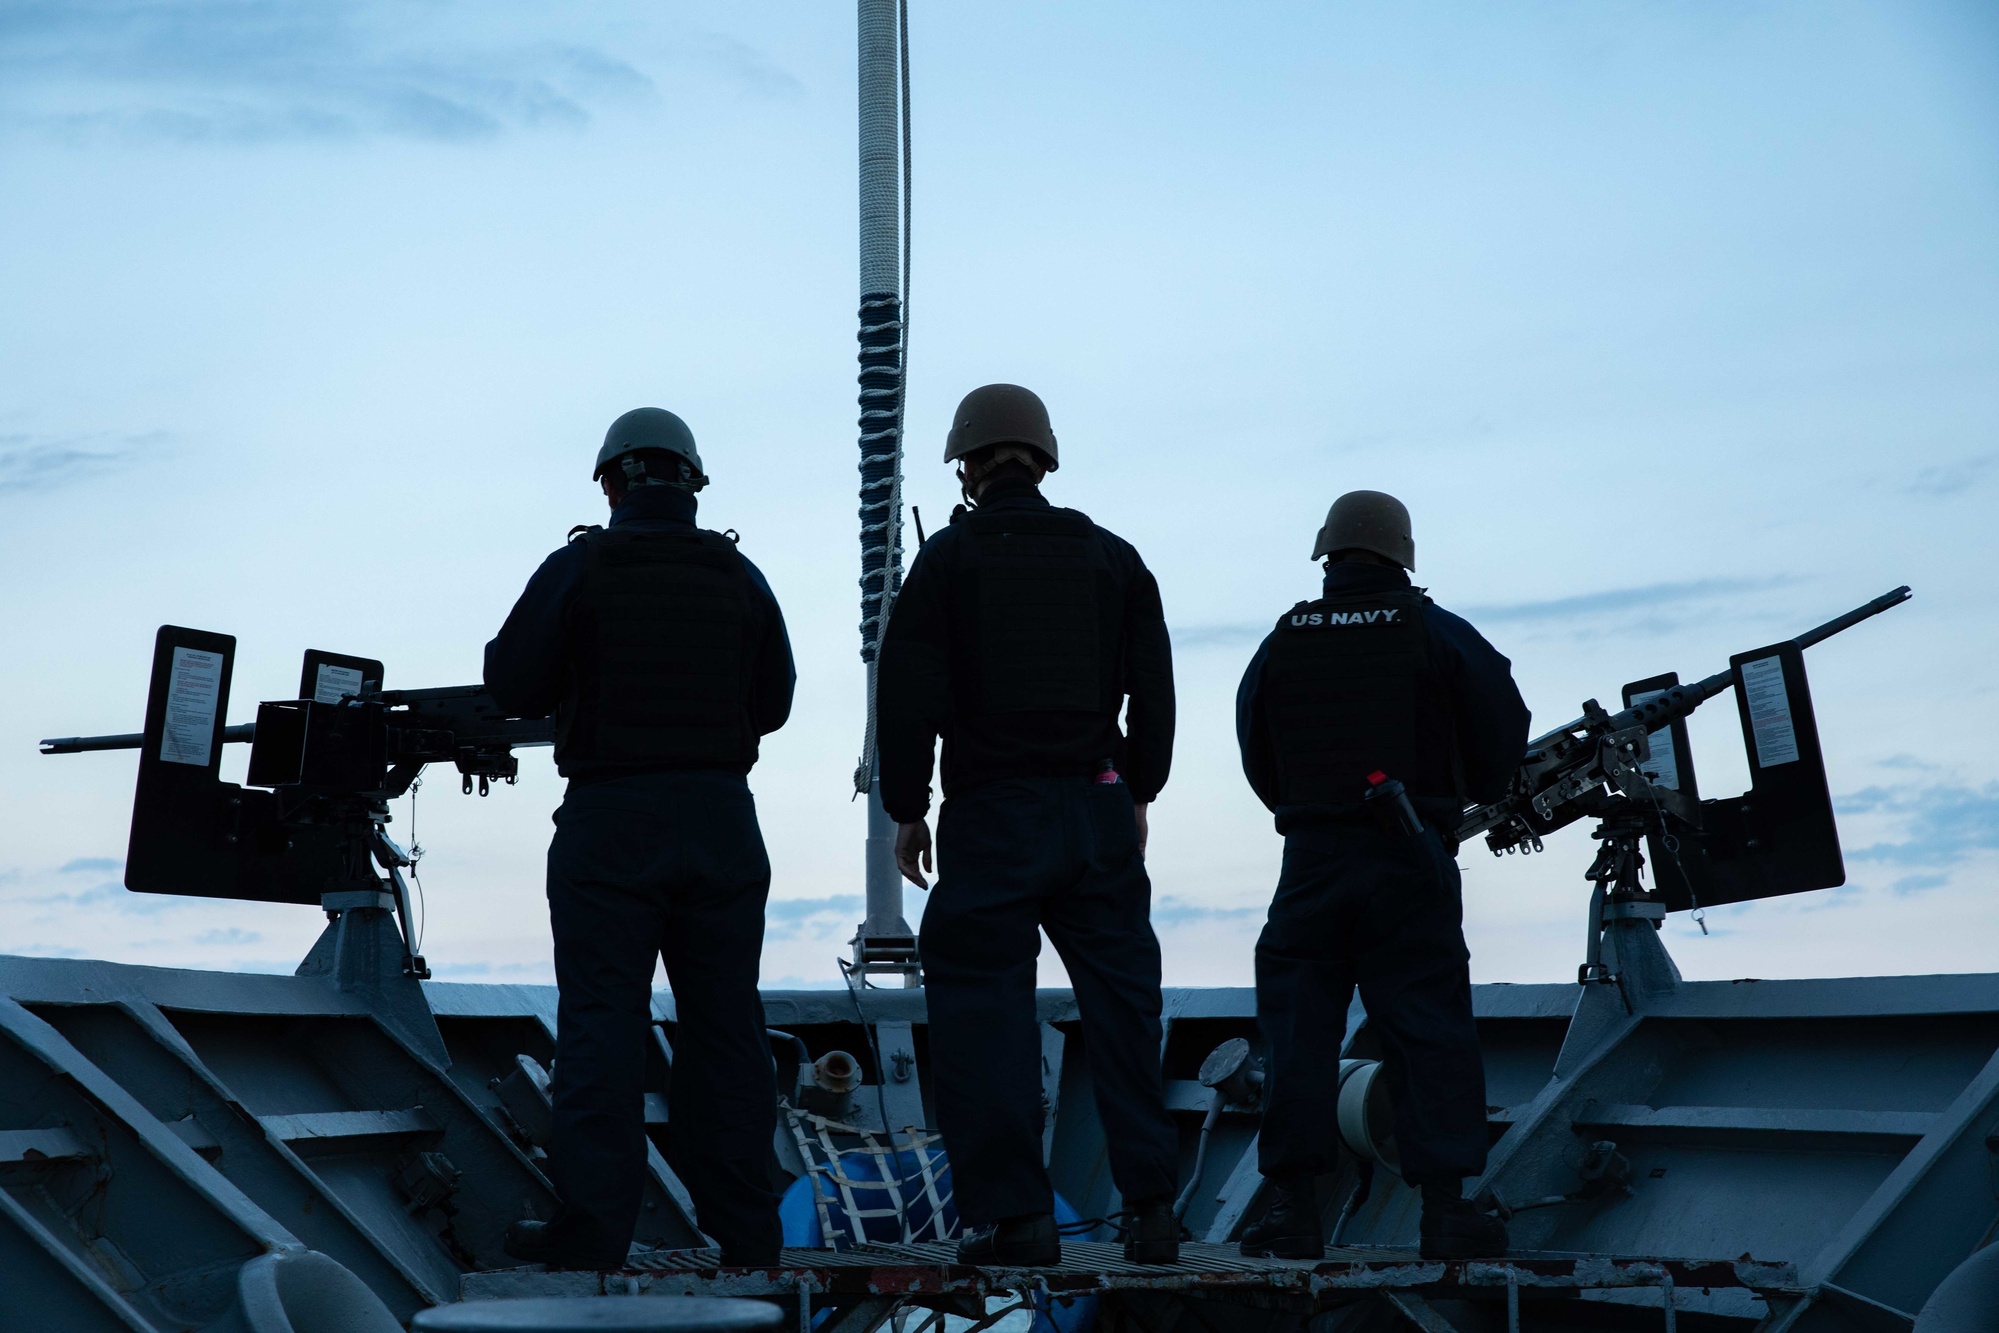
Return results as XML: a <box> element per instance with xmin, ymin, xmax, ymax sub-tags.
<box><xmin>919</xmin><ymin>777</ymin><xmax>1179</xmax><ymax>1226</ymax></box>
<box><xmin>544</xmin><ymin>770</ymin><xmax>780</xmax><ymax>1264</ymax></box>
<box><xmin>1254</xmin><ymin>819</ymin><xmax>1488</xmax><ymax>1188</ymax></box>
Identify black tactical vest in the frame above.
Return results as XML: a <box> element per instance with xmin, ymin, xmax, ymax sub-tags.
<box><xmin>556</xmin><ymin>526</ymin><xmax>759</xmax><ymax>769</ymax></box>
<box><xmin>1262</xmin><ymin>587</ymin><xmax>1460</xmax><ymax>806</ymax></box>
<box><xmin>959</xmin><ymin>505</ymin><xmax>1117</xmax><ymax>716</ymax></box>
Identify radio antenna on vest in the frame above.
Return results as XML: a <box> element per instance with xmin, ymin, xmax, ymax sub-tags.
<box><xmin>850</xmin><ymin>0</ymin><xmax>921</xmax><ymax>986</ymax></box>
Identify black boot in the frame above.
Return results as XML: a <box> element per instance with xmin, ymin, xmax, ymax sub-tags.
<box><xmin>957</xmin><ymin>1212</ymin><xmax>1060</xmax><ymax>1267</ymax></box>
<box><xmin>1417</xmin><ymin>1183</ymin><xmax>1508</xmax><ymax>1260</ymax></box>
<box><xmin>503</xmin><ymin>1219</ymin><xmax>624</xmax><ymax>1270</ymax></box>
<box><xmin>1121</xmin><ymin>1195</ymin><xmax>1180</xmax><ymax>1265</ymax></box>
<box><xmin>1238</xmin><ymin>1176</ymin><xmax>1323</xmax><ymax>1260</ymax></box>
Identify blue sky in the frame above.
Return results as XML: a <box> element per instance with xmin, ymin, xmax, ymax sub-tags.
<box><xmin>2</xmin><ymin>1</ymin><xmax>1994</xmax><ymax>989</ymax></box>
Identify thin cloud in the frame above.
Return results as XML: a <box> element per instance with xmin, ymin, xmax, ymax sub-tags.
<box><xmin>193</xmin><ymin>927</ymin><xmax>262</xmax><ymax>946</ymax></box>
<box><xmin>1462</xmin><ymin>576</ymin><xmax>1800</xmax><ymax>625</ymax></box>
<box><xmin>1838</xmin><ymin>782</ymin><xmax>1999</xmax><ymax>869</ymax></box>
<box><xmin>768</xmin><ymin>894</ymin><xmax>864</xmax><ymax>922</ymax></box>
<box><xmin>429</xmin><ymin>959</ymin><xmax>548</xmax><ymax>979</ymax></box>
<box><xmin>1175</xmin><ymin>576</ymin><xmax>1803</xmax><ymax>650</ymax></box>
<box><xmin>1151</xmin><ymin>896</ymin><xmax>1263</xmax><ymax>926</ymax></box>
<box><xmin>0</xmin><ymin>1</ymin><xmax>683</xmax><ymax>144</ymax></box>
<box><xmin>761</xmin><ymin>974</ymin><xmax>850</xmax><ymax>992</ymax></box>
<box><xmin>1904</xmin><ymin>452</ymin><xmax>1996</xmax><ymax>499</ymax></box>
<box><xmin>690</xmin><ymin>31</ymin><xmax>804</xmax><ymax>101</ymax></box>
<box><xmin>58</xmin><ymin>857</ymin><xmax>123</xmax><ymax>874</ymax></box>
<box><xmin>24</xmin><ymin>878</ymin><xmax>183</xmax><ymax>915</ymax></box>
<box><xmin>1173</xmin><ymin>623</ymin><xmax>1268</xmax><ymax>651</ymax></box>
<box><xmin>0</xmin><ymin>431</ymin><xmax>163</xmax><ymax>494</ymax></box>
<box><xmin>765</xmin><ymin>894</ymin><xmax>865</xmax><ymax>942</ymax></box>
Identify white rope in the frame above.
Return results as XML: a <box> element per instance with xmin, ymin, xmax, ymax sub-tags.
<box><xmin>785</xmin><ymin>1104</ymin><xmax>956</xmax><ymax>1249</ymax></box>
<box><xmin>853</xmin><ymin>0</ymin><xmax>912</xmax><ymax>796</ymax></box>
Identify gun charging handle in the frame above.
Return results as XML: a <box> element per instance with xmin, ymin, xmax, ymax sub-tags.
<box><xmin>1365</xmin><ymin>771</ymin><xmax>1425</xmax><ymax>838</ymax></box>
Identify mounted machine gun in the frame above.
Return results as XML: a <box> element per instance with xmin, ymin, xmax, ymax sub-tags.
<box><xmin>42</xmin><ymin>625</ymin><xmax>552</xmax><ymax>979</ymax></box>
<box><xmin>1452</xmin><ymin>587</ymin><xmax>1911</xmax><ymax>983</ymax></box>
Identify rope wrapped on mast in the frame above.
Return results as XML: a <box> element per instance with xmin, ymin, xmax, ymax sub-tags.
<box><xmin>856</xmin><ymin>293</ymin><xmax>903</xmax><ymax>668</ymax></box>
<box><xmin>853</xmin><ymin>0</ymin><xmax>911</xmax><ymax>794</ymax></box>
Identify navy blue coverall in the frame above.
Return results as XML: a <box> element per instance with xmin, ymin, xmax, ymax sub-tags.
<box><xmin>485</xmin><ymin>484</ymin><xmax>795</xmax><ymax>1264</ymax></box>
<box><xmin>1236</xmin><ymin>562</ymin><xmax>1528</xmax><ymax>1188</ymax></box>
<box><xmin>876</xmin><ymin>477</ymin><xmax>1181</xmax><ymax>1227</ymax></box>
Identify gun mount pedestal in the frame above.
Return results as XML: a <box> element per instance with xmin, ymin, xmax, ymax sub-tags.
<box><xmin>299</xmin><ymin>892</ymin><xmax>449</xmax><ymax>1069</ymax></box>
<box><xmin>1577</xmin><ymin>803</ymin><xmax>1682</xmax><ymax>1006</ymax></box>
<box><xmin>295</xmin><ymin>801</ymin><xmax>448</xmax><ymax>1068</ymax></box>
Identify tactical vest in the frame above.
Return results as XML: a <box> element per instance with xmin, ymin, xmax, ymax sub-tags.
<box><xmin>1262</xmin><ymin>588</ymin><xmax>1461</xmax><ymax>806</ymax></box>
<box><xmin>959</xmin><ymin>505</ymin><xmax>1117</xmax><ymax>715</ymax></box>
<box><xmin>556</xmin><ymin>526</ymin><xmax>759</xmax><ymax>769</ymax></box>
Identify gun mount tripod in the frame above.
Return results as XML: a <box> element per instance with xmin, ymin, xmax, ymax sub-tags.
<box><xmin>1577</xmin><ymin>800</ymin><xmax>1671</xmax><ymax>987</ymax></box>
<box><xmin>282</xmin><ymin>787</ymin><xmax>431</xmax><ymax>981</ymax></box>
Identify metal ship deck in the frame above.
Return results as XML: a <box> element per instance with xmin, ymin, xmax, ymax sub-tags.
<box><xmin>2</xmin><ymin>949</ymin><xmax>1993</xmax><ymax>1330</ymax></box>
<box><xmin>466</xmin><ymin>1241</ymin><xmax>1800</xmax><ymax>1332</ymax></box>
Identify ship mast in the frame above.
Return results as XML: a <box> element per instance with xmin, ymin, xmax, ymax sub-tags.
<box><xmin>850</xmin><ymin>0</ymin><xmax>919</xmax><ymax>985</ymax></box>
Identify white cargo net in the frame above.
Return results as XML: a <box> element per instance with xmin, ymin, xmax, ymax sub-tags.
<box><xmin>785</xmin><ymin>1106</ymin><xmax>955</xmax><ymax>1248</ymax></box>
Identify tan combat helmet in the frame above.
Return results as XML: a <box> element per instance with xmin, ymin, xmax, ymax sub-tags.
<box><xmin>943</xmin><ymin>384</ymin><xmax>1059</xmax><ymax>471</ymax></box>
<box><xmin>1311</xmin><ymin>490</ymin><xmax>1414</xmax><ymax>570</ymax></box>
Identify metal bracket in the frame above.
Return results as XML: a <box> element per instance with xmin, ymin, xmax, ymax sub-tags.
<box><xmin>1380</xmin><ymin>1290</ymin><xmax>1468</xmax><ymax>1332</ymax></box>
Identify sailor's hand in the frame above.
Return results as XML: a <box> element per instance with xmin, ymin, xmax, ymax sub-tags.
<box><xmin>896</xmin><ymin>820</ymin><xmax>934</xmax><ymax>889</ymax></box>
<box><xmin>1134</xmin><ymin>802</ymin><xmax>1150</xmax><ymax>857</ymax></box>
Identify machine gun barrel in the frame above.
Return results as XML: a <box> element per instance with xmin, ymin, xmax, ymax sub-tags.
<box><xmin>1523</xmin><ymin>586</ymin><xmax>1912</xmax><ymax>752</ymax></box>
<box><xmin>40</xmin><ymin>682</ymin><xmax>556</xmax><ymax>757</ymax></box>
<box><xmin>1793</xmin><ymin>584</ymin><xmax>1911</xmax><ymax>651</ymax></box>
<box><xmin>41</xmin><ymin>724</ymin><xmax>256</xmax><ymax>756</ymax></box>
<box><xmin>1458</xmin><ymin>586</ymin><xmax>1911</xmax><ymax>851</ymax></box>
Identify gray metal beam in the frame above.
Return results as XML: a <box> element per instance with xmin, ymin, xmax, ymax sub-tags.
<box><xmin>0</xmin><ymin>1188</ymin><xmax>157</xmax><ymax>1332</ymax></box>
<box><xmin>819</xmin><ymin>1296</ymin><xmax>900</xmax><ymax>1333</ymax></box>
<box><xmin>1642</xmin><ymin>974</ymin><xmax>1999</xmax><ymax>1021</ymax></box>
<box><xmin>1570</xmin><ymin>1103</ymin><xmax>1938</xmax><ymax>1151</ymax></box>
<box><xmin>0</xmin><ymin>1125</ymin><xmax>93</xmax><ymax>1163</ymax></box>
<box><xmin>1378</xmin><ymin>1291</ymin><xmax>1464</xmax><ymax>1332</ymax></box>
<box><xmin>100</xmin><ymin>995</ymin><xmax>448</xmax><ymax>1312</ymax></box>
<box><xmin>1799</xmin><ymin>1040</ymin><xmax>1999</xmax><ymax>1315</ymax></box>
<box><xmin>261</xmin><ymin>1107</ymin><xmax>441</xmax><ymax>1146</ymax></box>
<box><xmin>875</xmin><ymin>1021</ymin><xmax>927</xmax><ymax>1134</ymax></box>
<box><xmin>1041</xmin><ymin>1022</ymin><xmax>1066</xmax><ymax>1167</ymax></box>
<box><xmin>0</xmin><ymin>996</ymin><xmax>297</xmax><ymax>1252</ymax></box>
<box><xmin>1204</xmin><ymin>1132</ymin><xmax>1264</xmax><ymax>1244</ymax></box>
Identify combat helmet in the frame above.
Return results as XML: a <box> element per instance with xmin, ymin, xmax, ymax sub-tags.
<box><xmin>594</xmin><ymin>407</ymin><xmax>707</xmax><ymax>490</ymax></box>
<box><xmin>1312</xmin><ymin>490</ymin><xmax>1414</xmax><ymax>570</ymax></box>
<box><xmin>943</xmin><ymin>384</ymin><xmax>1059</xmax><ymax>472</ymax></box>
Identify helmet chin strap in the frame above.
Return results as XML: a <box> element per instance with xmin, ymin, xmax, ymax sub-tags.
<box><xmin>620</xmin><ymin>453</ymin><xmax>707</xmax><ymax>493</ymax></box>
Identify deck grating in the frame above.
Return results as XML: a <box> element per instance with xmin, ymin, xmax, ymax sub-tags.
<box><xmin>626</xmin><ymin>1242</ymin><xmax>1382</xmax><ymax>1277</ymax></box>
<box><xmin>462</xmin><ymin>1241</ymin><xmax>1801</xmax><ymax>1306</ymax></box>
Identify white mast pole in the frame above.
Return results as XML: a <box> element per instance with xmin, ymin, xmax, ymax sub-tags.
<box><xmin>852</xmin><ymin>0</ymin><xmax>917</xmax><ymax>984</ymax></box>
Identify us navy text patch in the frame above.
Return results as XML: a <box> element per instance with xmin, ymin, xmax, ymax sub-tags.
<box><xmin>1288</xmin><ymin>608</ymin><xmax>1401</xmax><ymax>627</ymax></box>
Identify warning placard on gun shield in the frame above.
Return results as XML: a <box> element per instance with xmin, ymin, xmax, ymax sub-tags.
<box><xmin>314</xmin><ymin>663</ymin><xmax>365</xmax><ymax>704</ymax></box>
<box><xmin>1629</xmin><ymin>688</ymin><xmax>1683</xmax><ymax>790</ymax></box>
<box><xmin>160</xmin><ymin>646</ymin><xmax>223</xmax><ymax>766</ymax></box>
<box><xmin>1739</xmin><ymin>655</ymin><xmax>1801</xmax><ymax>768</ymax></box>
